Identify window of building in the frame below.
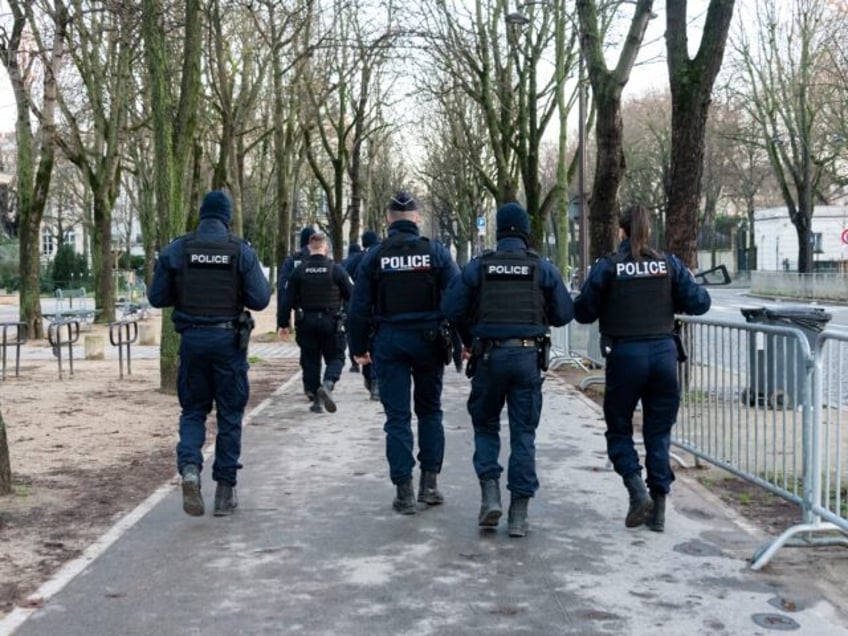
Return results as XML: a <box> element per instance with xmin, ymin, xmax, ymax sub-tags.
<box><xmin>41</xmin><ymin>229</ymin><xmax>54</xmax><ymax>257</ymax></box>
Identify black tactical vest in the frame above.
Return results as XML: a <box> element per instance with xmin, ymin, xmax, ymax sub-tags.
<box><xmin>375</xmin><ymin>234</ymin><xmax>438</xmax><ymax>316</ymax></box>
<box><xmin>297</xmin><ymin>256</ymin><xmax>341</xmax><ymax>310</ymax></box>
<box><xmin>177</xmin><ymin>233</ymin><xmax>242</xmax><ymax>316</ymax></box>
<box><xmin>475</xmin><ymin>250</ymin><xmax>546</xmax><ymax>325</ymax></box>
<box><xmin>599</xmin><ymin>252</ymin><xmax>674</xmax><ymax>338</ymax></box>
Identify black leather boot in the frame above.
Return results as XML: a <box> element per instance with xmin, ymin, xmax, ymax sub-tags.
<box><xmin>478</xmin><ymin>479</ymin><xmax>502</xmax><ymax>527</ymax></box>
<box><xmin>309</xmin><ymin>396</ymin><xmax>324</xmax><ymax>413</ymax></box>
<box><xmin>317</xmin><ymin>380</ymin><xmax>337</xmax><ymax>413</ymax></box>
<box><xmin>418</xmin><ymin>471</ymin><xmax>444</xmax><ymax>505</ymax></box>
<box><xmin>508</xmin><ymin>495</ymin><xmax>530</xmax><ymax>537</ymax></box>
<box><xmin>213</xmin><ymin>482</ymin><xmax>238</xmax><ymax>516</ymax></box>
<box><xmin>646</xmin><ymin>493</ymin><xmax>666</xmax><ymax>532</ymax></box>
<box><xmin>623</xmin><ymin>472</ymin><xmax>654</xmax><ymax>528</ymax></box>
<box><xmin>370</xmin><ymin>379</ymin><xmax>380</xmax><ymax>402</ymax></box>
<box><xmin>392</xmin><ymin>479</ymin><xmax>416</xmax><ymax>515</ymax></box>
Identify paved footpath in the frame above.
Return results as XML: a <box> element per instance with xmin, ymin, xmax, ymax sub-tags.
<box><xmin>2</xmin><ymin>363</ymin><xmax>847</xmax><ymax>635</ymax></box>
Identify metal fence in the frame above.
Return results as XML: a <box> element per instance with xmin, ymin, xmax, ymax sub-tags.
<box><xmin>552</xmin><ymin>316</ymin><xmax>848</xmax><ymax>570</ymax></box>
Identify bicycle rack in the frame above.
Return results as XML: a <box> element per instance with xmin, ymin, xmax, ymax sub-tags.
<box><xmin>109</xmin><ymin>319</ymin><xmax>139</xmax><ymax>379</ymax></box>
<box><xmin>0</xmin><ymin>321</ymin><xmax>27</xmax><ymax>380</ymax></box>
<box><xmin>47</xmin><ymin>318</ymin><xmax>80</xmax><ymax>379</ymax></box>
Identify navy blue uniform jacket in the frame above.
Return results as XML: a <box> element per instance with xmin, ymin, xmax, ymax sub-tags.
<box><xmin>148</xmin><ymin>218</ymin><xmax>271</xmax><ymax>330</ymax></box>
<box><xmin>347</xmin><ymin>220</ymin><xmax>459</xmax><ymax>356</ymax></box>
<box><xmin>441</xmin><ymin>237</ymin><xmax>574</xmax><ymax>346</ymax></box>
<box><xmin>573</xmin><ymin>239</ymin><xmax>711</xmax><ymax>325</ymax></box>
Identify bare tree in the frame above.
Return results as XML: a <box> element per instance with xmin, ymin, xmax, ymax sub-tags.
<box><xmin>577</xmin><ymin>0</ymin><xmax>655</xmax><ymax>260</ymax></box>
<box><xmin>298</xmin><ymin>0</ymin><xmax>398</xmax><ymax>260</ymax></box>
<box><xmin>421</xmin><ymin>0</ymin><xmax>572</xmax><ymax>247</ymax></box>
<box><xmin>732</xmin><ymin>0</ymin><xmax>842</xmax><ymax>272</ymax></box>
<box><xmin>142</xmin><ymin>0</ymin><xmax>203</xmax><ymax>390</ymax></box>
<box><xmin>664</xmin><ymin>0</ymin><xmax>736</xmax><ymax>269</ymax></box>
<box><xmin>0</xmin><ymin>0</ymin><xmax>68</xmax><ymax>340</ymax></box>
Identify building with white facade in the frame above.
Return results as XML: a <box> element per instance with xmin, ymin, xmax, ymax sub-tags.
<box><xmin>754</xmin><ymin>206</ymin><xmax>848</xmax><ymax>272</ymax></box>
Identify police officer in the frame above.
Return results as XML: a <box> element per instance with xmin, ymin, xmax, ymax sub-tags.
<box><xmin>573</xmin><ymin>204</ymin><xmax>711</xmax><ymax>532</ymax></box>
<box><xmin>348</xmin><ymin>192</ymin><xmax>459</xmax><ymax>514</ymax></box>
<box><xmin>441</xmin><ymin>202</ymin><xmax>574</xmax><ymax>537</ymax></box>
<box><xmin>346</xmin><ymin>230</ymin><xmax>381</xmax><ymax>397</ymax></box>
<box><xmin>278</xmin><ymin>226</ymin><xmax>316</xmax><ymax>291</ymax></box>
<box><xmin>148</xmin><ymin>190</ymin><xmax>271</xmax><ymax>517</ymax></box>
<box><xmin>341</xmin><ymin>241</ymin><xmax>364</xmax><ymax>372</ymax></box>
<box><xmin>278</xmin><ymin>232</ymin><xmax>353</xmax><ymax>414</ymax></box>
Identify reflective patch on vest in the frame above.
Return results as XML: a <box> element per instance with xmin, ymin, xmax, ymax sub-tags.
<box><xmin>615</xmin><ymin>260</ymin><xmax>668</xmax><ymax>278</ymax></box>
<box><xmin>304</xmin><ymin>266</ymin><xmax>329</xmax><ymax>274</ymax></box>
<box><xmin>379</xmin><ymin>253</ymin><xmax>432</xmax><ymax>271</ymax></box>
<box><xmin>484</xmin><ymin>263</ymin><xmax>533</xmax><ymax>279</ymax></box>
<box><xmin>188</xmin><ymin>252</ymin><xmax>233</xmax><ymax>268</ymax></box>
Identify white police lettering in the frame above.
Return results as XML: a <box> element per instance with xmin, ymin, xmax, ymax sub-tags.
<box><xmin>305</xmin><ymin>266</ymin><xmax>328</xmax><ymax>274</ymax></box>
<box><xmin>190</xmin><ymin>253</ymin><xmax>230</xmax><ymax>265</ymax></box>
<box><xmin>487</xmin><ymin>264</ymin><xmax>530</xmax><ymax>276</ymax></box>
<box><xmin>380</xmin><ymin>254</ymin><xmax>431</xmax><ymax>270</ymax></box>
<box><xmin>615</xmin><ymin>260</ymin><xmax>668</xmax><ymax>277</ymax></box>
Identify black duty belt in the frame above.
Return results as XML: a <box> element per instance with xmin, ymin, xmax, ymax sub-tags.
<box><xmin>191</xmin><ymin>322</ymin><xmax>235</xmax><ymax>330</ymax></box>
<box><xmin>491</xmin><ymin>338</ymin><xmax>536</xmax><ymax>348</ymax></box>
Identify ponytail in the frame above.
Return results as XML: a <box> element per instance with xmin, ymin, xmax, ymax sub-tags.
<box><xmin>619</xmin><ymin>204</ymin><xmax>658</xmax><ymax>261</ymax></box>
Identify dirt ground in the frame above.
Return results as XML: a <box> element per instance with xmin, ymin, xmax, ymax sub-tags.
<box><xmin>0</xmin><ymin>301</ymin><xmax>846</xmax><ymax>621</ymax></box>
<box><xmin>0</xmin><ymin>298</ymin><xmax>297</xmax><ymax>617</ymax></box>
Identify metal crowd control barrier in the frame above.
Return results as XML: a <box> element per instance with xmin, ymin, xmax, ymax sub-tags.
<box><xmin>109</xmin><ymin>319</ymin><xmax>139</xmax><ymax>379</ymax></box>
<box><xmin>673</xmin><ymin>316</ymin><xmax>848</xmax><ymax>569</ymax></box>
<box><xmin>0</xmin><ymin>321</ymin><xmax>27</xmax><ymax>380</ymax></box>
<box><xmin>47</xmin><ymin>318</ymin><xmax>80</xmax><ymax>379</ymax></box>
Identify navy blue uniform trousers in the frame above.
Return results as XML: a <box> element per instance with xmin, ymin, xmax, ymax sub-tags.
<box><xmin>373</xmin><ymin>326</ymin><xmax>445</xmax><ymax>484</ymax></box>
<box><xmin>468</xmin><ymin>346</ymin><xmax>543</xmax><ymax>497</ymax></box>
<box><xmin>296</xmin><ymin>311</ymin><xmax>345</xmax><ymax>396</ymax></box>
<box><xmin>177</xmin><ymin>327</ymin><xmax>248</xmax><ymax>486</ymax></box>
<box><xmin>603</xmin><ymin>338</ymin><xmax>679</xmax><ymax>495</ymax></box>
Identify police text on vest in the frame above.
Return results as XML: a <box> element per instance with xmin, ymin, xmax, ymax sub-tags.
<box><xmin>616</xmin><ymin>261</ymin><xmax>667</xmax><ymax>277</ymax></box>
<box><xmin>190</xmin><ymin>253</ymin><xmax>231</xmax><ymax>265</ymax></box>
<box><xmin>380</xmin><ymin>254</ymin><xmax>431</xmax><ymax>270</ymax></box>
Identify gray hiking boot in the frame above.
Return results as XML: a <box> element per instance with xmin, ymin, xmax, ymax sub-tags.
<box><xmin>317</xmin><ymin>380</ymin><xmax>337</xmax><ymax>413</ymax></box>
<box><xmin>181</xmin><ymin>464</ymin><xmax>204</xmax><ymax>517</ymax></box>
<box><xmin>392</xmin><ymin>479</ymin><xmax>416</xmax><ymax>515</ymax></box>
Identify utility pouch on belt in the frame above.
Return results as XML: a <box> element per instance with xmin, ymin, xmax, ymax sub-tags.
<box><xmin>536</xmin><ymin>335</ymin><xmax>551</xmax><ymax>371</ymax></box>
<box><xmin>336</xmin><ymin>310</ymin><xmax>347</xmax><ymax>335</ymax></box>
<box><xmin>235</xmin><ymin>311</ymin><xmax>255</xmax><ymax>351</ymax></box>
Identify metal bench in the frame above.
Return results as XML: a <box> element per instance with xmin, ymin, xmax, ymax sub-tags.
<box><xmin>45</xmin><ymin>287</ymin><xmax>101</xmax><ymax>325</ymax></box>
<box><xmin>116</xmin><ymin>281</ymin><xmax>150</xmax><ymax>320</ymax></box>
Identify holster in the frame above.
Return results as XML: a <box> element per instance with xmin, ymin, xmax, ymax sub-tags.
<box><xmin>336</xmin><ymin>310</ymin><xmax>347</xmax><ymax>335</ymax></box>
<box><xmin>673</xmin><ymin>320</ymin><xmax>688</xmax><ymax>362</ymax></box>
<box><xmin>536</xmin><ymin>335</ymin><xmax>551</xmax><ymax>371</ymax></box>
<box><xmin>235</xmin><ymin>310</ymin><xmax>255</xmax><ymax>351</ymax></box>
<box><xmin>600</xmin><ymin>334</ymin><xmax>614</xmax><ymax>358</ymax></box>
<box><xmin>439</xmin><ymin>321</ymin><xmax>453</xmax><ymax>366</ymax></box>
<box><xmin>465</xmin><ymin>338</ymin><xmax>488</xmax><ymax>379</ymax></box>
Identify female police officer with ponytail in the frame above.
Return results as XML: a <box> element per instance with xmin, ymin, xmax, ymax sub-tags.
<box><xmin>573</xmin><ymin>204</ymin><xmax>710</xmax><ymax>533</ymax></box>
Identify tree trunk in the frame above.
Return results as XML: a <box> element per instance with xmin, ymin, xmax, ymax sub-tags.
<box><xmin>92</xmin><ymin>192</ymin><xmax>116</xmax><ymax>323</ymax></box>
<box><xmin>664</xmin><ymin>0</ymin><xmax>735</xmax><ymax>268</ymax></box>
<box><xmin>588</xmin><ymin>88</ymin><xmax>625</xmax><ymax>259</ymax></box>
<box><xmin>0</xmin><ymin>409</ymin><xmax>10</xmax><ymax>496</ymax></box>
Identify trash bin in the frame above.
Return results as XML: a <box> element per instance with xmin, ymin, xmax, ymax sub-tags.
<box><xmin>740</xmin><ymin>306</ymin><xmax>831</xmax><ymax>408</ymax></box>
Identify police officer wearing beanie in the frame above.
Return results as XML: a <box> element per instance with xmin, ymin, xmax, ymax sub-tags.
<box><xmin>574</xmin><ymin>204</ymin><xmax>711</xmax><ymax>532</ymax></box>
<box><xmin>348</xmin><ymin>192</ymin><xmax>459</xmax><ymax>514</ymax></box>
<box><xmin>277</xmin><ymin>226</ymin><xmax>316</xmax><ymax>299</ymax></box>
<box><xmin>278</xmin><ymin>232</ymin><xmax>353</xmax><ymax>413</ymax></box>
<box><xmin>441</xmin><ymin>201</ymin><xmax>573</xmax><ymax>537</ymax></box>
<box><xmin>148</xmin><ymin>190</ymin><xmax>271</xmax><ymax>517</ymax></box>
